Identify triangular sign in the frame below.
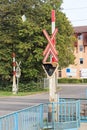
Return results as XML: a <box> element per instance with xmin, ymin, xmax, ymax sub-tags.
<box><xmin>42</xmin><ymin>62</ymin><xmax>58</xmax><ymax>77</ymax></box>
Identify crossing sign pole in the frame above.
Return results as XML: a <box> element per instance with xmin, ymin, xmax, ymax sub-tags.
<box><xmin>42</xmin><ymin>10</ymin><xmax>59</xmax><ymax>122</ymax></box>
<box><xmin>48</xmin><ymin>10</ymin><xmax>58</xmax><ymax>122</ymax></box>
<box><xmin>49</xmin><ymin>10</ymin><xmax>57</xmax><ymax>102</ymax></box>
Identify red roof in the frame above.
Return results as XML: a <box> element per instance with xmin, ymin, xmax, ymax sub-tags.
<box><xmin>74</xmin><ymin>26</ymin><xmax>87</xmax><ymax>33</ymax></box>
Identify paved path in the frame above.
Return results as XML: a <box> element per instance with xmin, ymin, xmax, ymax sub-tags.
<box><xmin>0</xmin><ymin>84</ymin><xmax>87</xmax><ymax>116</ymax></box>
<box><xmin>0</xmin><ymin>84</ymin><xmax>87</xmax><ymax>130</ymax></box>
<box><xmin>79</xmin><ymin>123</ymin><xmax>87</xmax><ymax>130</ymax></box>
<box><xmin>59</xmin><ymin>84</ymin><xmax>87</xmax><ymax>99</ymax></box>
<box><xmin>0</xmin><ymin>94</ymin><xmax>49</xmax><ymax>116</ymax></box>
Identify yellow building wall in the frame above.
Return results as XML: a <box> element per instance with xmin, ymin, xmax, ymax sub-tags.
<box><xmin>61</xmin><ymin>39</ymin><xmax>87</xmax><ymax>79</ymax></box>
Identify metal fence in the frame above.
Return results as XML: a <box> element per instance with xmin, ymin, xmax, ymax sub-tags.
<box><xmin>80</xmin><ymin>99</ymin><xmax>87</xmax><ymax>122</ymax></box>
<box><xmin>0</xmin><ymin>100</ymin><xmax>80</xmax><ymax>130</ymax></box>
<box><xmin>0</xmin><ymin>105</ymin><xmax>42</xmax><ymax>130</ymax></box>
<box><xmin>42</xmin><ymin>100</ymin><xmax>80</xmax><ymax>129</ymax></box>
<box><xmin>62</xmin><ymin>98</ymin><xmax>87</xmax><ymax>122</ymax></box>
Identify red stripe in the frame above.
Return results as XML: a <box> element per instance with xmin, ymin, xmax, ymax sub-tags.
<box><xmin>13</xmin><ymin>71</ymin><xmax>16</xmax><ymax>75</ymax></box>
<box><xmin>51</xmin><ymin>10</ymin><xmax>55</xmax><ymax>22</ymax></box>
<box><xmin>52</xmin><ymin>57</ymin><xmax>58</xmax><ymax>62</ymax></box>
<box><xmin>12</xmin><ymin>62</ymin><xmax>16</xmax><ymax>66</ymax></box>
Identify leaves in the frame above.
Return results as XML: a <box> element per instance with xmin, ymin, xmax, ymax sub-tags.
<box><xmin>0</xmin><ymin>0</ymin><xmax>75</xmax><ymax>83</ymax></box>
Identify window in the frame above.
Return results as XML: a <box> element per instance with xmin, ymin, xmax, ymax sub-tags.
<box><xmin>79</xmin><ymin>45</ymin><xmax>84</xmax><ymax>52</ymax></box>
<box><xmin>80</xmin><ymin>58</ymin><xmax>83</xmax><ymax>64</ymax></box>
<box><xmin>78</xmin><ymin>34</ymin><xmax>83</xmax><ymax>40</ymax></box>
<box><xmin>66</xmin><ymin>68</ymin><xmax>70</xmax><ymax>73</ymax></box>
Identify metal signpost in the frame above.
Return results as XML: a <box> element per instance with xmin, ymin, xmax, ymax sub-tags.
<box><xmin>42</xmin><ymin>10</ymin><xmax>58</xmax><ymax>121</ymax></box>
<box><xmin>16</xmin><ymin>61</ymin><xmax>21</xmax><ymax>93</ymax></box>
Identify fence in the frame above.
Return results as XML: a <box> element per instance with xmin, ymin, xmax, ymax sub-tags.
<box><xmin>61</xmin><ymin>98</ymin><xmax>87</xmax><ymax>122</ymax></box>
<box><xmin>80</xmin><ymin>99</ymin><xmax>87</xmax><ymax>122</ymax></box>
<box><xmin>0</xmin><ymin>100</ymin><xmax>80</xmax><ymax>130</ymax></box>
<box><xmin>0</xmin><ymin>105</ymin><xmax>42</xmax><ymax>130</ymax></box>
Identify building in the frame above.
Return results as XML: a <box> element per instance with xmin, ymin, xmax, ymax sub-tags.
<box><xmin>59</xmin><ymin>26</ymin><xmax>87</xmax><ymax>79</ymax></box>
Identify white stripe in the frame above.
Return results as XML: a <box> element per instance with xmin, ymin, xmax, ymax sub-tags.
<box><xmin>13</xmin><ymin>58</ymin><xmax>15</xmax><ymax>62</ymax></box>
<box><xmin>52</xmin><ymin>22</ymin><xmax>55</xmax><ymax>34</ymax></box>
<box><xmin>13</xmin><ymin>67</ymin><xmax>15</xmax><ymax>71</ymax></box>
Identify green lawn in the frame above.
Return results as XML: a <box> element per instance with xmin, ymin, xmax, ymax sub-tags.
<box><xmin>0</xmin><ymin>90</ymin><xmax>48</xmax><ymax>96</ymax></box>
<box><xmin>0</xmin><ymin>87</ymin><xmax>61</xmax><ymax>97</ymax></box>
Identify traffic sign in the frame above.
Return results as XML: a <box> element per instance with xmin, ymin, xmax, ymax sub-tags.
<box><xmin>42</xmin><ymin>62</ymin><xmax>58</xmax><ymax>77</ymax></box>
<box><xmin>43</xmin><ymin>28</ymin><xmax>58</xmax><ymax>56</ymax></box>
<box><xmin>43</xmin><ymin>28</ymin><xmax>58</xmax><ymax>63</ymax></box>
<box><xmin>43</xmin><ymin>48</ymin><xmax>58</xmax><ymax>63</ymax></box>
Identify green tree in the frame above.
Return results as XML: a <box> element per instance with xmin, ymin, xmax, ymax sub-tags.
<box><xmin>0</xmin><ymin>0</ymin><xmax>75</xmax><ymax>88</ymax></box>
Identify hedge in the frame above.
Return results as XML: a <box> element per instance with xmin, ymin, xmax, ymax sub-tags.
<box><xmin>58</xmin><ymin>78</ymin><xmax>87</xmax><ymax>83</ymax></box>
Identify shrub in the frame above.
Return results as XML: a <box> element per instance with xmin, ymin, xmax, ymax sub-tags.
<box><xmin>58</xmin><ymin>78</ymin><xmax>87</xmax><ymax>83</ymax></box>
<box><xmin>18</xmin><ymin>81</ymin><xmax>44</xmax><ymax>92</ymax></box>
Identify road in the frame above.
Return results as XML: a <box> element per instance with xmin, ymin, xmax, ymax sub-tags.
<box><xmin>59</xmin><ymin>84</ymin><xmax>87</xmax><ymax>99</ymax></box>
<box><xmin>0</xmin><ymin>84</ymin><xmax>87</xmax><ymax>116</ymax></box>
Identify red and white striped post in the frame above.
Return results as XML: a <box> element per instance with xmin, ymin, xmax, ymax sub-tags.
<box><xmin>51</xmin><ymin>10</ymin><xmax>55</xmax><ymax>35</ymax></box>
<box><xmin>52</xmin><ymin>9</ymin><xmax>58</xmax><ymax>120</ymax></box>
<box><xmin>12</xmin><ymin>52</ymin><xmax>16</xmax><ymax>76</ymax></box>
<box><xmin>51</xmin><ymin>10</ymin><xmax>57</xmax><ymax>62</ymax></box>
<box><xmin>48</xmin><ymin>10</ymin><xmax>58</xmax><ymax>122</ymax></box>
<box><xmin>51</xmin><ymin>10</ymin><xmax>58</xmax><ymax>98</ymax></box>
<box><xmin>12</xmin><ymin>52</ymin><xmax>17</xmax><ymax>94</ymax></box>
<box><xmin>49</xmin><ymin>10</ymin><xmax>57</xmax><ymax>102</ymax></box>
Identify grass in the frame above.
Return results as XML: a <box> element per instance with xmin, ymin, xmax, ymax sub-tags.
<box><xmin>0</xmin><ymin>89</ymin><xmax>48</xmax><ymax>97</ymax></box>
<box><xmin>0</xmin><ymin>87</ymin><xmax>61</xmax><ymax>97</ymax></box>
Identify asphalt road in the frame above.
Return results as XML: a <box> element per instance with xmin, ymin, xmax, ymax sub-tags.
<box><xmin>59</xmin><ymin>84</ymin><xmax>87</xmax><ymax>99</ymax></box>
<box><xmin>0</xmin><ymin>84</ymin><xmax>87</xmax><ymax>116</ymax></box>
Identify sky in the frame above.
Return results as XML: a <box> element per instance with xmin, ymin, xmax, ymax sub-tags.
<box><xmin>61</xmin><ymin>0</ymin><xmax>87</xmax><ymax>27</ymax></box>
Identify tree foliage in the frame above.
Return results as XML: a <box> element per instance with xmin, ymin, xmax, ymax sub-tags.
<box><xmin>0</xmin><ymin>0</ymin><xmax>75</xmax><ymax>85</ymax></box>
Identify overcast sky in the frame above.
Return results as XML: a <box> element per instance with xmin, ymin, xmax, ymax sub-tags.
<box><xmin>61</xmin><ymin>0</ymin><xmax>87</xmax><ymax>27</ymax></box>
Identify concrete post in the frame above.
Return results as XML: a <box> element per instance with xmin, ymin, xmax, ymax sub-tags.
<box><xmin>12</xmin><ymin>52</ymin><xmax>17</xmax><ymax>94</ymax></box>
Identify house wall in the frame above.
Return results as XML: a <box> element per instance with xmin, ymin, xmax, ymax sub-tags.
<box><xmin>60</xmin><ymin>32</ymin><xmax>87</xmax><ymax>79</ymax></box>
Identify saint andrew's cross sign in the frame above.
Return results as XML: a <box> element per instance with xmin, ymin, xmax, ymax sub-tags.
<box><xmin>43</xmin><ymin>28</ymin><xmax>58</xmax><ymax>63</ymax></box>
<box><xmin>42</xmin><ymin>10</ymin><xmax>58</xmax><ymax>77</ymax></box>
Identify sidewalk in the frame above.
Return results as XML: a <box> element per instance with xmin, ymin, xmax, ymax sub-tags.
<box><xmin>79</xmin><ymin>123</ymin><xmax>87</xmax><ymax>130</ymax></box>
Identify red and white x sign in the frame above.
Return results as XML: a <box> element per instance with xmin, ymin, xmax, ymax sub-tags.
<box><xmin>43</xmin><ymin>28</ymin><xmax>58</xmax><ymax>63</ymax></box>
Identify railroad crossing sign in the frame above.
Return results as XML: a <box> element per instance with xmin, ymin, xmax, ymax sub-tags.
<box><xmin>42</xmin><ymin>28</ymin><xmax>58</xmax><ymax>76</ymax></box>
<box><xmin>16</xmin><ymin>61</ymin><xmax>21</xmax><ymax>78</ymax></box>
<box><xmin>43</xmin><ymin>28</ymin><xmax>58</xmax><ymax>63</ymax></box>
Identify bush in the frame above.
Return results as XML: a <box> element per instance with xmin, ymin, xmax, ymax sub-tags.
<box><xmin>0</xmin><ymin>79</ymin><xmax>44</xmax><ymax>92</ymax></box>
<box><xmin>18</xmin><ymin>81</ymin><xmax>44</xmax><ymax>92</ymax></box>
<box><xmin>0</xmin><ymin>80</ymin><xmax>12</xmax><ymax>91</ymax></box>
<box><xmin>58</xmin><ymin>78</ymin><xmax>87</xmax><ymax>84</ymax></box>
